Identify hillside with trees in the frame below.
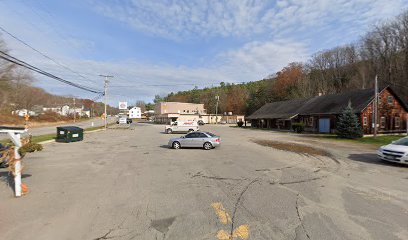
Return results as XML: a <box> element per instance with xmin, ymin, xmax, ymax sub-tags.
<box><xmin>161</xmin><ymin>11</ymin><xmax>408</xmax><ymax>116</ymax></box>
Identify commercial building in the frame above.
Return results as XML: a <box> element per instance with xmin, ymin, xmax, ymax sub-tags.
<box><xmin>154</xmin><ymin>102</ymin><xmax>206</xmax><ymax>123</ymax></box>
<box><xmin>247</xmin><ymin>87</ymin><xmax>408</xmax><ymax>135</ymax></box>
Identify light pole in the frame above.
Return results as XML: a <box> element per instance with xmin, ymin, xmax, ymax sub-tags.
<box><xmin>373</xmin><ymin>75</ymin><xmax>378</xmax><ymax>137</ymax></box>
<box><xmin>215</xmin><ymin>95</ymin><xmax>219</xmax><ymax>124</ymax></box>
<box><xmin>99</xmin><ymin>75</ymin><xmax>114</xmax><ymax>130</ymax></box>
<box><xmin>73</xmin><ymin>97</ymin><xmax>76</xmax><ymax>123</ymax></box>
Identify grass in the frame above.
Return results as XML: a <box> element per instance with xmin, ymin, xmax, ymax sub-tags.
<box><xmin>0</xmin><ymin>123</ymin><xmax>114</xmax><ymax>145</ymax></box>
<box><xmin>232</xmin><ymin>126</ymin><xmax>407</xmax><ymax>147</ymax></box>
<box><xmin>312</xmin><ymin>134</ymin><xmax>405</xmax><ymax>147</ymax></box>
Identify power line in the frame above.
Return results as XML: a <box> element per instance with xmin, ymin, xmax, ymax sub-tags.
<box><xmin>0</xmin><ymin>50</ymin><xmax>103</xmax><ymax>94</ymax></box>
<box><xmin>0</xmin><ymin>24</ymin><xmax>98</xmax><ymax>85</ymax></box>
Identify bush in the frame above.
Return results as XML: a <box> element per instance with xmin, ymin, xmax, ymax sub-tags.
<box><xmin>237</xmin><ymin>120</ymin><xmax>244</xmax><ymax>127</ymax></box>
<box><xmin>19</xmin><ymin>143</ymin><xmax>43</xmax><ymax>157</ymax></box>
<box><xmin>292</xmin><ymin>122</ymin><xmax>305</xmax><ymax>133</ymax></box>
<box><xmin>336</xmin><ymin>104</ymin><xmax>363</xmax><ymax>139</ymax></box>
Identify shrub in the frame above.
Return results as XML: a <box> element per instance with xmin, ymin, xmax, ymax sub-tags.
<box><xmin>19</xmin><ymin>143</ymin><xmax>43</xmax><ymax>157</ymax></box>
<box><xmin>292</xmin><ymin>122</ymin><xmax>305</xmax><ymax>133</ymax></box>
<box><xmin>237</xmin><ymin>120</ymin><xmax>244</xmax><ymax>127</ymax></box>
<box><xmin>336</xmin><ymin>104</ymin><xmax>363</xmax><ymax>139</ymax></box>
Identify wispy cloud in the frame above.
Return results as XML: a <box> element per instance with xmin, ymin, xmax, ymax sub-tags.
<box><xmin>92</xmin><ymin>0</ymin><xmax>408</xmax><ymax>41</ymax></box>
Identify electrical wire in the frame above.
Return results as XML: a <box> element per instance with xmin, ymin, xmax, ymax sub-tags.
<box><xmin>0</xmin><ymin>25</ymin><xmax>98</xmax><ymax>85</ymax></box>
<box><xmin>0</xmin><ymin>50</ymin><xmax>103</xmax><ymax>94</ymax></box>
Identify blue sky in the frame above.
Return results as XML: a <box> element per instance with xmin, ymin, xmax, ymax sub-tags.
<box><xmin>0</xmin><ymin>0</ymin><xmax>407</xmax><ymax>105</ymax></box>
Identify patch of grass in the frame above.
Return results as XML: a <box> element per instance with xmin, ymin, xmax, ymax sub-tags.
<box><xmin>252</xmin><ymin>139</ymin><xmax>332</xmax><ymax>157</ymax></box>
<box><xmin>31</xmin><ymin>133</ymin><xmax>56</xmax><ymax>143</ymax></box>
<box><xmin>309</xmin><ymin>134</ymin><xmax>406</xmax><ymax>147</ymax></box>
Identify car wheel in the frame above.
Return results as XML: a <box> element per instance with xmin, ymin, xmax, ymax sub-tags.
<box><xmin>188</xmin><ymin>129</ymin><xmax>194</xmax><ymax>133</ymax></box>
<box><xmin>203</xmin><ymin>142</ymin><xmax>212</xmax><ymax>150</ymax></box>
<box><xmin>172</xmin><ymin>141</ymin><xmax>181</xmax><ymax>149</ymax></box>
<box><xmin>167</xmin><ymin>129</ymin><xmax>173</xmax><ymax>134</ymax></box>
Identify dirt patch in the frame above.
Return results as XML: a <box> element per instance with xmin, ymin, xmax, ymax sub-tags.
<box><xmin>252</xmin><ymin>139</ymin><xmax>332</xmax><ymax>157</ymax></box>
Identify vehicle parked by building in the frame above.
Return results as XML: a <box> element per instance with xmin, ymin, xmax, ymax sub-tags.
<box><xmin>377</xmin><ymin>136</ymin><xmax>408</xmax><ymax>165</ymax></box>
<box><xmin>165</xmin><ymin>121</ymin><xmax>199</xmax><ymax>134</ymax></box>
<box><xmin>197</xmin><ymin>120</ymin><xmax>205</xmax><ymax>125</ymax></box>
<box><xmin>116</xmin><ymin>115</ymin><xmax>132</xmax><ymax>124</ymax></box>
<box><xmin>168</xmin><ymin>131</ymin><xmax>220</xmax><ymax>150</ymax></box>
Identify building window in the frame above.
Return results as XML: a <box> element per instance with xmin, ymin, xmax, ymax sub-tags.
<box><xmin>308</xmin><ymin>117</ymin><xmax>314</xmax><ymax>127</ymax></box>
<box><xmin>380</xmin><ymin>117</ymin><xmax>386</xmax><ymax>129</ymax></box>
<box><xmin>363</xmin><ymin>117</ymin><xmax>368</xmax><ymax>126</ymax></box>
<box><xmin>395</xmin><ymin>117</ymin><xmax>401</xmax><ymax>128</ymax></box>
<box><xmin>387</xmin><ymin>96</ymin><xmax>394</xmax><ymax>105</ymax></box>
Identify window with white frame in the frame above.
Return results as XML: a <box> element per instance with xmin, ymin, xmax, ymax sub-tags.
<box><xmin>363</xmin><ymin>117</ymin><xmax>368</xmax><ymax>126</ymax></box>
<box><xmin>395</xmin><ymin>117</ymin><xmax>401</xmax><ymax>128</ymax></box>
<box><xmin>387</xmin><ymin>96</ymin><xmax>394</xmax><ymax>105</ymax></box>
<box><xmin>380</xmin><ymin>117</ymin><xmax>386</xmax><ymax>128</ymax></box>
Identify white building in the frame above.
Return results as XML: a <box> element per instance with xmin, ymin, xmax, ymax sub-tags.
<box><xmin>129</xmin><ymin>107</ymin><xmax>141</xmax><ymax>119</ymax></box>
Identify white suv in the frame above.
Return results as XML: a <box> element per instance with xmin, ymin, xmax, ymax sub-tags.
<box><xmin>377</xmin><ymin>137</ymin><xmax>408</xmax><ymax>165</ymax></box>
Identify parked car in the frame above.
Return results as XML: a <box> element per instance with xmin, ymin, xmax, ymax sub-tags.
<box><xmin>165</xmin><ymin>121</ymin><xmax>199</xmax><ymax>134</ymax></box>
<box><xmin>377</xmin><ymin>137</ymin><xmax>408</xmax><ymax>165</ymax></box>
<box><xmin>197</xmin><ymin>120</ymin><xmax>205</xmax><ymax>126</ymax></box>
<box><xmin>116</xmin><ymin>116</ymin><xmax>132</xmax><ymax>124</ymax></box>
<box><xmin>168</xmin><ymin>131</ymin><xmax>220</xmax><ymax>150</ymax></box>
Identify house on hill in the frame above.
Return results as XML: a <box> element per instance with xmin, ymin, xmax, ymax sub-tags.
<box><xmin>246</xmin><ymin>87</ymin><xmax>408</xmax><ymax>135</ymax></box>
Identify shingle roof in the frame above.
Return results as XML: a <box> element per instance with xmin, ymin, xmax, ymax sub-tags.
<box><xmin>246</xmin><ymin>98</ymin><xmax>310</xmax><ymax>120</ymax></box>
<box><xmin>247</xmin><ymin>88</ymin><xmax>376</xmax><ymax>120</ymax></box>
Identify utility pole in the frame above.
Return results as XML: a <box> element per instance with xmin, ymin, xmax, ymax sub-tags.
<box><xmin>73</xmin><ymin>98</ymin><xmax>76</xmax><ymax>123</ymax></box>
<box><xmin>100</xmin><ymin>75</ymin><xmax>114</xmax><ymax>130</ymax></box>
<box><xmin>215</xmin><ymin>95</ymin><xmax>220</xmax><ymax>124</ymax></box>
<box><xmin>373</xmin><ymin>75</ymin><xmax>378</xmax><ymax>137</ymax></box>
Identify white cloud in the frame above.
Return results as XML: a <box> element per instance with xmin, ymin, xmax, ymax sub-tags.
<box><xmin>30</xmin><ymin>39</ymin><xmax>308</xmax><ymax>103</ymax></box>
<box><xmin>92</xmin><ymin>0</ymin><xmax>408</xmax><ymax>41</ymax></box>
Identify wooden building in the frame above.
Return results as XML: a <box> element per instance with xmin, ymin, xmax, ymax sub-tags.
<box><xmin>246</xmin><ymin>87</ymin><xmax>408</xmax><ymax>135</ymax></box>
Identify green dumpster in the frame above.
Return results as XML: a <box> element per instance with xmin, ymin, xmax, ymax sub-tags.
<box><xmin>56</xmin><ymin>126</ymin><xmax>84</xmax><ymax>143</ymax></box>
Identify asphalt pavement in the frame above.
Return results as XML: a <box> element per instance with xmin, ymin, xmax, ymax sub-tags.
<box><xmin>1</xmin><ymin>123</ymin><xmax>407</xmax><ymax>240</ymax></box>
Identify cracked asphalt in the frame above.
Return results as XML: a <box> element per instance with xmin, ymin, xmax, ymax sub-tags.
<box><xmin>1</xmin><ymin>123</ymin><xmax>408</xmax><ymax>240</ymax></box>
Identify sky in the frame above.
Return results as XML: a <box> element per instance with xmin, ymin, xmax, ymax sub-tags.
<box><xmin>0</xmin><ymin>0</ymin><xmax>407</xmax><ymax>105</ymax></box>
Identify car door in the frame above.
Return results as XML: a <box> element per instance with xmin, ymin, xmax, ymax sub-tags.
<box><xmin>191</xmin><ymin>133</ymin><xmax>207</xmax><ymax>147</ymax></box>
<box><xmin>182</xmin><ymin>132</ymin><xmax>196</xmax><ymax>147</ymax></box>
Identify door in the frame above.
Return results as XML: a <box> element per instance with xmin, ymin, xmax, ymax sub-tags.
<box><xmin>319</xmin><ymin>118</ymin><xmax>330</xmax><ymax>133</ymax></box>
<box><xmin>191</xmin><ymin>132</ymin><xmax>208</xmax><ymax>147</ymax></box>
<box><xmin>182</xmin><ymin>132</ymin><xmax>197</xmax><ymax>147</ymax></box>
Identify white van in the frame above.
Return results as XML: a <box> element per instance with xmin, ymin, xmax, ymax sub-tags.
<box><xmin>165</xmin><ymin>121</ymin><xmax>199</xmax><ymax>134</ymax></box>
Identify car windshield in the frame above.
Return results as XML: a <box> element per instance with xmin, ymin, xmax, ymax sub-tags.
<box><xmin>393</xmin><ymin>137</ymin><xmax>408</xmax><ymax>146</ymax></box>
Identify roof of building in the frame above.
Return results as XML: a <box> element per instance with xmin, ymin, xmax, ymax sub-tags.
<box><xmin>247</xmin><ymin>87</ymin><xmax>406</xmax><ymax>120</ymax></box>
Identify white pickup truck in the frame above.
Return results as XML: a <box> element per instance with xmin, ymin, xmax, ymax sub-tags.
<box><xmin>165</xmin><ymin>121</ymin><xmax>199</xmax><ymax>134</ymax></box>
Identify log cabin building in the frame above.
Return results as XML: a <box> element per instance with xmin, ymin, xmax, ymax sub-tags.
<box><xmin>246</xmin><ymin>87</ymin><xmax>408</xmax><ymax>135</ymax></box>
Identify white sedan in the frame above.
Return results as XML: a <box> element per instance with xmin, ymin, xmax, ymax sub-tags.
<box><xmin>377</xmin><ymin>137</ymin><xmax>408</xmax><ymax>165</ymax></box>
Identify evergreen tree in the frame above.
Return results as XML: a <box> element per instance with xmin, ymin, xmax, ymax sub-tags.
<box><xmin>336</xmin><ymin>103</ymin><xmax>363</xmax><ymax>139</ymax></box>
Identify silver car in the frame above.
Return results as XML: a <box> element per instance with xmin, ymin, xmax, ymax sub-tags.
<box><xmin>168</xmin><ymin>132</ymin><xmax>220</xmax><ymax>150</ymax></box>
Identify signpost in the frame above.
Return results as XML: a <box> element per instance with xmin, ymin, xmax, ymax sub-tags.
<box><xmin>0</xmin><ymin>126</ymin><xmax>27</xmax><ymax>197</ymax></box>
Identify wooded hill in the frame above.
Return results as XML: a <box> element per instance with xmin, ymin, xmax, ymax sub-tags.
<box><xmin>161</xmin><ymin>11</ymin><xmax>408</xmax><ymax>116</ymax></box>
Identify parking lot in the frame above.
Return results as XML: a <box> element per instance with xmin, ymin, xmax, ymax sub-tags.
<box><xmin>1</xmin><ymin>123</ymin><xmax>408</xmax><ymax>240</ymax></box>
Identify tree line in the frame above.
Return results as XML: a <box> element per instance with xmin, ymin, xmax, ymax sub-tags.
<box><xmin>159</xmin><ymin>10</ymin><xmax>408</xmax><ymax>116</ymax></box>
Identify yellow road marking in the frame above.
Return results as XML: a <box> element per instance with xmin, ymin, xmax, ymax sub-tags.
<box><xmin>212</xmin><ymin>202</ymin><xmax>250</xmax><ymax>240</ymax></box>
<box><xmin>211</xmin><ymin>202</ymin><xmax>232</xmax><ymax>224</ymax></box>
<box><xmin>232</xmin><ymin>225</ymin><xmax>249</xmax><ymax>239</ymax></box>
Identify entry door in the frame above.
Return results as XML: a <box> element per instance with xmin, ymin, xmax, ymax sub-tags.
<box><xmin>319</xmin><ymin>118</ymin><xmax>330</xmax><ymax>133</ymax></box>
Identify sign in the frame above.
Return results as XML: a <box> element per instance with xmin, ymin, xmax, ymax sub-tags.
<box><xmin>118</xmin><ymin>101</ymin><xmax>128</xmax><ymax>110</ymax></box>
